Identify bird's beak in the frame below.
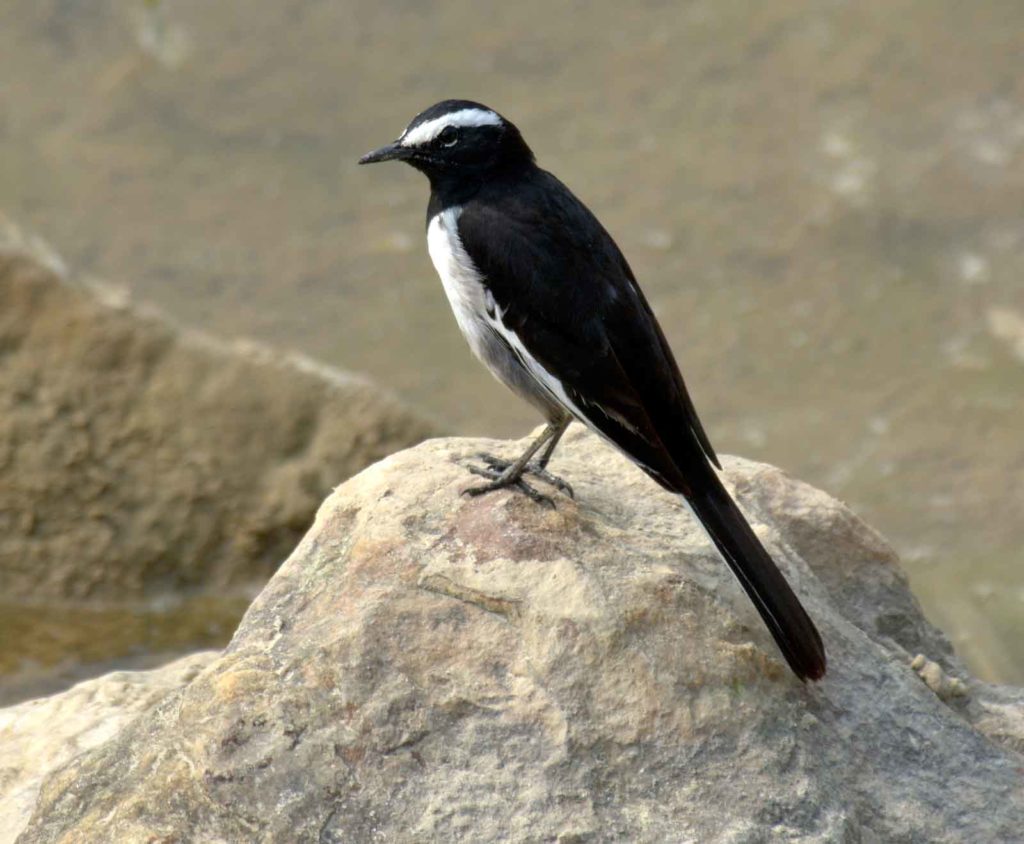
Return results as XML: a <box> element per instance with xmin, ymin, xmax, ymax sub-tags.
<box><xmin>358</xmin><ymin>141</ymin><xmax>409</xmax><ymax>165</ymax></box>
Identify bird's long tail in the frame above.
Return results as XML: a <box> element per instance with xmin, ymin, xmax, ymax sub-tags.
<box><xmin>685</xmin><ymin>471</ymin><xmax>826</xmax><ymax>681</ymax></box>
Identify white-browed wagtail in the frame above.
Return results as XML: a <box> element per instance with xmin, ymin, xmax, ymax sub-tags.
<box><xmin>360</xmin><ymin>100</ymin><xmax>826</xmax><ymax>681</ymax></box>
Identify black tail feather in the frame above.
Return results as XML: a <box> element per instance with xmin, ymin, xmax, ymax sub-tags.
<box><xmin>686</xmin><ymin>473</ymin><xmax>826</xmax><ymax>681</ymax></box>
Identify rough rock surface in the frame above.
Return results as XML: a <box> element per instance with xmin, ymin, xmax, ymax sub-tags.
<box><xmin>14</xmin><ymin>430</ymin><xmax>1024</xmax><ymax>842</ymax></box>
<box><xmin>0</xmin><ymin>652</ymin><xmax>217</xmax><ymax>844</ymax></box>
<box><xmin>0</xmin><ymin>237</ymin><xmax>436</xmax><ymax>600</ymax></box>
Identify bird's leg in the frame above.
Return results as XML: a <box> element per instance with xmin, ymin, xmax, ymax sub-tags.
<box><xmin>522</xmin><ymin>416</ymin><xmax>574</xmax><ymax>496</ymax></box>
<box><xmin>472</xmin><ymin>423</ymin><xmax>575</xmax><ymax>499</ymax></box>
<box><xmin>534</xmin><ymin>417</ymin><xmax>570</xmax><ymax>470</ymax></box>
<box><xmin>462</xmin><ymin>419</ymin><xmax>573</xmax><ymax>507</ymax></box>
<box><xmin>463</xmin><ymin>423</ymin><xmax>558</xmax><ymax>507</ymax></box>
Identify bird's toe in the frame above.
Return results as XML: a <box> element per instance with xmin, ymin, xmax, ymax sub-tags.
<box><xmin>528</xmin><ymin>465</ymin><xmax>574</xmax><ymax>499</ymax></box>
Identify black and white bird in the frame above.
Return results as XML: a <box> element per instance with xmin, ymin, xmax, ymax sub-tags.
<box><xmin>360</xmin><ymin>100</ymin><xmax>826</xmax><ymax>681</ymax></box>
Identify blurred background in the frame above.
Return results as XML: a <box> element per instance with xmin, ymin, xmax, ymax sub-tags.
<box><xmin>0</xmin><ymin>0</ymin><xmax>1021</xmax><ymax>698</ymax></box>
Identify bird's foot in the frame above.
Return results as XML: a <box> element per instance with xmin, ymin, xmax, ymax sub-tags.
<box><xmin>476</xmin><ymin>453</ymin><xmax>575</xmax><ymax>499</ymax></box>
<box><xmin>460</xmin><ymin>452</ymin><xmax>574</xmax><ymax>509</ymax></box>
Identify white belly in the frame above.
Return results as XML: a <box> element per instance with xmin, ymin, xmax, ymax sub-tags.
<box><xmin>426</xmin><ymin>207</ymin><xmax>493</xmax><ymax>362</ymax></box>
<box><xmin>425</xmin><ymin>206</ymin><xmax>568</xmax><ymax>420</ymax></box>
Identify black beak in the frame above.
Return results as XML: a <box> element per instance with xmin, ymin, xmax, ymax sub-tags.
<box><xmin>358</xmin><ymin>141</ymin><xmax>409</xmax><ymax>165</ymax></box>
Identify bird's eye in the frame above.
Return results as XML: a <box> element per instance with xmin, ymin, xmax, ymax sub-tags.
<box><xmin>437</xmin><ymin>126</ymin><xmax>459</xmax><ymax>147</ymax></box>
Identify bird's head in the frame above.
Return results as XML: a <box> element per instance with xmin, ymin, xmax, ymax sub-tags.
<box><xmin>359</xmin><ymin>100</ymin><xmax>533</xmax><ymax>184</ymax></box>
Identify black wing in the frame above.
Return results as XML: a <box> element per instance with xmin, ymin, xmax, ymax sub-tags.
<box><xmin>458</xmin><ymin>168</ymin><xmax>719</xmax><ymax>493</ymax></box>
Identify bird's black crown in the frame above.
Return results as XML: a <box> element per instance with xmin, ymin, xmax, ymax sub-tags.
<box><xmin>359</xmin><ymin>99</ymin><xmax>534</xmax><ymax>190</ymax></box>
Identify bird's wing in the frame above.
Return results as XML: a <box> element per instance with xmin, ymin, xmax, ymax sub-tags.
<box><xmin>456</xmin><ymin>173</ymin><xmax>720</xmax><ymax>493</ymax></box>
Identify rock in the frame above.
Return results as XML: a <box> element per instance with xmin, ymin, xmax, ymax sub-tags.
<box><xmin>0</xmin><ymin>652</ymin><xmax>218</xmax><ymax>844</ymax></box>
<box><xmin>13</xmin><ymin>429</ymin><xmax>1024</xmax><ymax>842</ymax></box>
<box><xmin>0</xmin><ymin>235</ymin><xmax>437</xmax><ymax>601</ymax></box>
<box><xmin>911</xmin><ymin>653</ymin><xmax>968</xmax><ymax>700</ymax></box>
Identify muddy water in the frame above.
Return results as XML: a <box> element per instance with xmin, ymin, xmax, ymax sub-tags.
<box><xmin>0</xmin><ymin>595</ymin><xmax>250</xmax><ymax>706</ymax></box>
<box><xmin>1</xmin><ymin>1</ymin><xmax>1021</xmax><ymax>684</ymax></box>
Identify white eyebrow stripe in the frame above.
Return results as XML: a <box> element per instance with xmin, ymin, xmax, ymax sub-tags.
<box><xmin>400</xmin><ymin>109</ymin><xmax>502</xmax><ymax>147</ymax></box>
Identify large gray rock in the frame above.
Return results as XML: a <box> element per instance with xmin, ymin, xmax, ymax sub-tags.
<box><xmin>0</xmin><ymin>234</ymin><xmax>437</xmax><ymax>601</ymax></box>
<box><xmin>0</xmin><ymin>652</ymin><xmax>218</xmax><ymax>844</ymax></box>
<box><xmin>13</xmin><ymin>430</ymin><xmax>1024</xmax><ymax>842</ymax></box>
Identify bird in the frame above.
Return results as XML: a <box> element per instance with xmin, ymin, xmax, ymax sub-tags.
<box><xmin>359</xmin><ymin>100</ymin><xmax>826</xmax><ymax>681</ymax></box>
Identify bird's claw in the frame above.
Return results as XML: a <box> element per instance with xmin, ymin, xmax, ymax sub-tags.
<box><xmin>472</xmin><ymin>452</ymin><xmax>575</xmax><ymax>499</ymax></box>
<box><xmin>459</xmin><ymin>451</ymin><xmax>574</xmax><ymax>508</ymax></box>
<box><xmin>462</xmin><ymin>468</ymin><xmax>556</xmax><ymax>509</ymax></box>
